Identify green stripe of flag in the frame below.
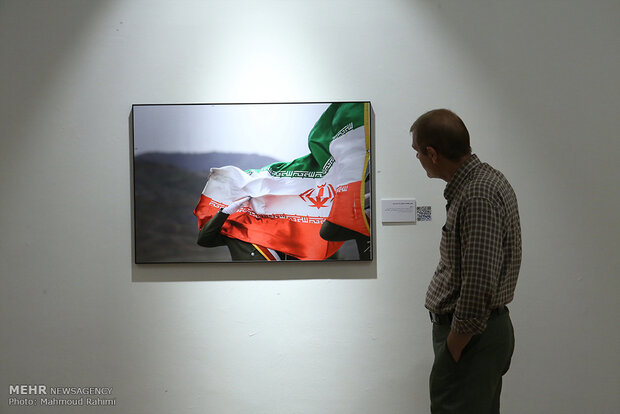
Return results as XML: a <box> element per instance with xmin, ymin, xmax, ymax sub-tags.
<box><xmin>247</xmin><ymin>102</ymin><xmax>365</xmax><ymax>178</ymax></box>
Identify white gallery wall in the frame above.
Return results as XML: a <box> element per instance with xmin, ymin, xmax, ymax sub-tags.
<box><xmin>1</xmin><ymin>0</ymin><xmax>619</xmax><ymax>413</ymax></box>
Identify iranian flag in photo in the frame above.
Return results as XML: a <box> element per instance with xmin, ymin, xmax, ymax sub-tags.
<box><xmin>193</xmin><ymin>102</ymin><xmax>371</xmax><ymax>260</ymax></box>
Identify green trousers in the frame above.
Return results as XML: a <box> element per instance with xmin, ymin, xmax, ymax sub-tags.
<box><xmin>430</xmin><ymin>309</ymin><xmax>515</xmax><ymax>414</ymax></box>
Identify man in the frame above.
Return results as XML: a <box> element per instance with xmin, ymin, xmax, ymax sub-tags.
<box><xmin>410</xmin><ymin>109</ymin><xmax>522</xmax><ymax>413</ymax></box>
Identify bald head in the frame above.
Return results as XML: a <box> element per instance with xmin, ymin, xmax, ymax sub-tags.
<box><xmin>410</xmin><ymin>109</ymin><xmax>471</xmax><ymax>161</ymax></box>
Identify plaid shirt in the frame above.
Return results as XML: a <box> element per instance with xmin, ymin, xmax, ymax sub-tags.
<box><xmin>425</xmin><ymin>155</ymin><xmax>522</xmax><ymax>334</ymax></box>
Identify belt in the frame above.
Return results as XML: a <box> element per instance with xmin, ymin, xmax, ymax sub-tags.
<box><xmin>429</xmin><ymin>306</ymin><xmax>508</xmax><ymax>325</ymax></box>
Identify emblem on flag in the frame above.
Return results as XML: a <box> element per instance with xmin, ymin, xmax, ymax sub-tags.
<box><xmin>299</xmin><ymin>184</ymin><xmax>336</xmax><ymax>209</ymax></box>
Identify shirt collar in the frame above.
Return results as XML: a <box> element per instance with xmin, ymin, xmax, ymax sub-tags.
<box><xmin>444</xmin><ymin>154</ymin><xmax>481</xmax><ymax>201</ymax></box>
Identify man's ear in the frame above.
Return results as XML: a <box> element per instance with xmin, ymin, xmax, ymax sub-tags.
<box><xmin>426</xmin><ymin>146</ymin><xmax>439</xmax><ymax>164</ymax></box>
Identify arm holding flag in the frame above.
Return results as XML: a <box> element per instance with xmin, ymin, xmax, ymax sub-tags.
<box><xmin>197</xmin><ymin>197</ymin><xmax>250</xmax><ymax>248</ymax></box>
<box><xmin>319</xmin><ymin>193</ymin><xmax>371</xmax><ymax>260</ymax></box>
<box><xmin>197</xmin><ymin>210</ymin><xmax>229</xmax><ymax>247</ymax></box>
<box><xmin>197</xmin><ymin>196</ymin><xmax>276</xmax><ymax>260</ymax></box>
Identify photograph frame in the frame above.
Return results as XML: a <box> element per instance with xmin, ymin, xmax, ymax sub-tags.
<box><xmin>131</xmin><ymin>101</ymin><xmax>373</xmax><ymax>264</ymax></box>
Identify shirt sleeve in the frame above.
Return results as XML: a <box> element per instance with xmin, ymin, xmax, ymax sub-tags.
<box><xmin>451</xmin><ymin>196</ymin><xmax>503</xmax><ymax>334</ymax></box>
<box><xmin>197</xmin><ymin>210</ymin><xmax>229</xmax><ymax>247</ymax></box>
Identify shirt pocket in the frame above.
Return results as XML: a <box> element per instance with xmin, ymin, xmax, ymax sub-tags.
<box><xmin>439</xmin><ymin>221</ymin><xmax>456</xmax><ymax>266</ymax></box>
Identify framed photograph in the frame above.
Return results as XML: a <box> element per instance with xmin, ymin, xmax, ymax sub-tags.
<box><xmin>132</xmin><ymin>102</ymin><xmax>372</xmax><ymax>263</ymax></box>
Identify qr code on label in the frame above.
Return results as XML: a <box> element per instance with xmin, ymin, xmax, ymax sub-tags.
<box><xmin>417</xmin><ymin>206</ymin><xmax>432</xmax><ymax>222</ymax></box>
